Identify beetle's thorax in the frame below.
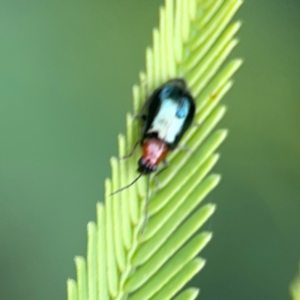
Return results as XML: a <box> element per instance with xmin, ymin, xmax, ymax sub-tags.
<box><xmin>138</xmin><ymin>138</ymin><xmax>168</xmax><ymax>174</ymax></box>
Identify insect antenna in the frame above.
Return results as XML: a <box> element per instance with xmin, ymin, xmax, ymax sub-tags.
<box><xmin>110</xmin><ymin>173</ymin><xmax>143</xmax><ymax>196</ymax></box>
<box><xmin>140</xmin><ymin>174</ymin><xmax>151</xmax><ymax>234</ymax></box>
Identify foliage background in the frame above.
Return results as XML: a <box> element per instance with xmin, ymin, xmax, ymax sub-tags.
<box><xmin>0</xmin><ymin>0</ymin><xmax>300</xmax><ymax>299</ymax></box>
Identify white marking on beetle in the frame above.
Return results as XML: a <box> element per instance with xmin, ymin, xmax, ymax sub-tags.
<box><xmin>147</xmin><ymin>98</ymin><xmax>186</xmax><ymax>143</ymax></box>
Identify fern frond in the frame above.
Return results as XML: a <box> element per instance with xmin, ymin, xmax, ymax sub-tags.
<box><xmin>290</xmin><ymin>264</ymin><xmax>300</xmax><ymax>300</ymax></box>
<box><xmin>67</xmin><ymin>0</ymin><xmax>242</xmax><ymax>299</ymax></box>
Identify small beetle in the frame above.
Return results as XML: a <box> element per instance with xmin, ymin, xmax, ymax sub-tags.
<box><xmin>111</xmin><ymin>78</ymin><xmax>196</xmax><ymax>230</ymax></box>
<box><xmin>137</xmin><ymin>78</ymin><xmax>195</xmax><ymax>173</ymax></box>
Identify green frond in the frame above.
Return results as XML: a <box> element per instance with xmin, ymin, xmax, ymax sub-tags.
<box><xmin>67</xmin><ymin>0</ymin><xmax>242</xmax><ymax>299</ymax></box>
<box><xmin>290</xmin><ymin>264</ymin><xmax>300</xmax><ymax>300</ymax></box>
<box><xmin>173</xmin><ymin>287</ymin><xmax>200</xmax><ymax>300</ymax></box>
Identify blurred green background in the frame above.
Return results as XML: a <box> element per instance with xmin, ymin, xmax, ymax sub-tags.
<box><xmin>0</xmin><ymin>0</ymin><xmax>299</xmax><ymax>299</ymax></box>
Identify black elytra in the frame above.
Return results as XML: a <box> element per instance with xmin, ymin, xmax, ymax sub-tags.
<box><xmin>139</xmin><ymin>78</ymin><xmax>196</xmax><ymax>151</ymax></box>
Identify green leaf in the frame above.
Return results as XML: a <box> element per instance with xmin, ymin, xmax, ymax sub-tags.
<box><xmin>290</xmin><ymin>264</ymin><xmax>300</xmax><ymax>300</ymax></box>
<box><xmin>67</xmin><ymin>279</ymin><xmax>78</xmax><ymax>300</ymax></box>
<box><xmin>67</xmin><ymin>0</ymin><xmax>242</xmax><ymax>299</ymax></box>
<box><xmin>173</xmin><ymin>288</ymin><xmax>200</xmax><ymax>300</ymax></box>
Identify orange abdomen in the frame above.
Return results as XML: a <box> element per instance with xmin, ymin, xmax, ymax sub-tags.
<box><xmin>138</xmin><ymin>139</ymin><xmax>169</xmax><ymax>174</ymax></box>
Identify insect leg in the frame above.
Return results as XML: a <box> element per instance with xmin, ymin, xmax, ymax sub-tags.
<box><xmin>153</xmin><ymin>160</ymin><xmax>170</xmax><ymax>191</ymax></box>
<box><xmin>133</xmin><ymin>93</ymin><xmax>150</xmax><ymax>120</ymax></box>
<box><xmin>140</xmin><ymin>174</ymin><xmax>151</xmax><ymax>235</ymax></box>
<box><xmin>176</xmin><ymin>144</ymin><xmax>192</xmax><ymax>153</ymax></box>
<box><xmin>121</xmin><ymin>139</ymin><xmax>141</xmax><ymax>160</ymax></box>
<box><xmin>192</xmin><ymin>121</ymin><xmax>202</xmax><ymax>127</ymax></box>
<box><xmin>140</xmin><ymin>75</ymin><xmax>150</xmax><ymax>97</ymax></box>
<box><xmin>132</xmin><ymin>78</ymin><xmax>151</xmax><ymax>120</ymax></box>
<box><xmin>132</xmin><ymin>113</ymin><xmax>147</xmax><ymax>121</ymax></box>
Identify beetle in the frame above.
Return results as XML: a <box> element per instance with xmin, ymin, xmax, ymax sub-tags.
<box><xmin>137</xmin><ymin>78</ymin><xmax>195</xmax><ymax>170</ymax></box>
<box><xmin>111</xmin><ymin>78</ymin><xmax>196</xmax><ymax>230</ymax></box>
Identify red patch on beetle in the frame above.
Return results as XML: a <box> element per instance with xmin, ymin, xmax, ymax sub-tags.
<box><xmin>141</xmin><ymin>138</ymin><xmax>168</xmax><ymax>168</ymax></box>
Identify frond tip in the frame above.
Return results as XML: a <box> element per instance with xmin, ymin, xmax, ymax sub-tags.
<box><xmin>290</xmin><ymin>264</ymin><xmax>300</xmax><ymax>300</ymax></box>
<box><xmin>67</xmin><ymin>0</ymin><xmax>243</xmax><ymax>299</ymax></box>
